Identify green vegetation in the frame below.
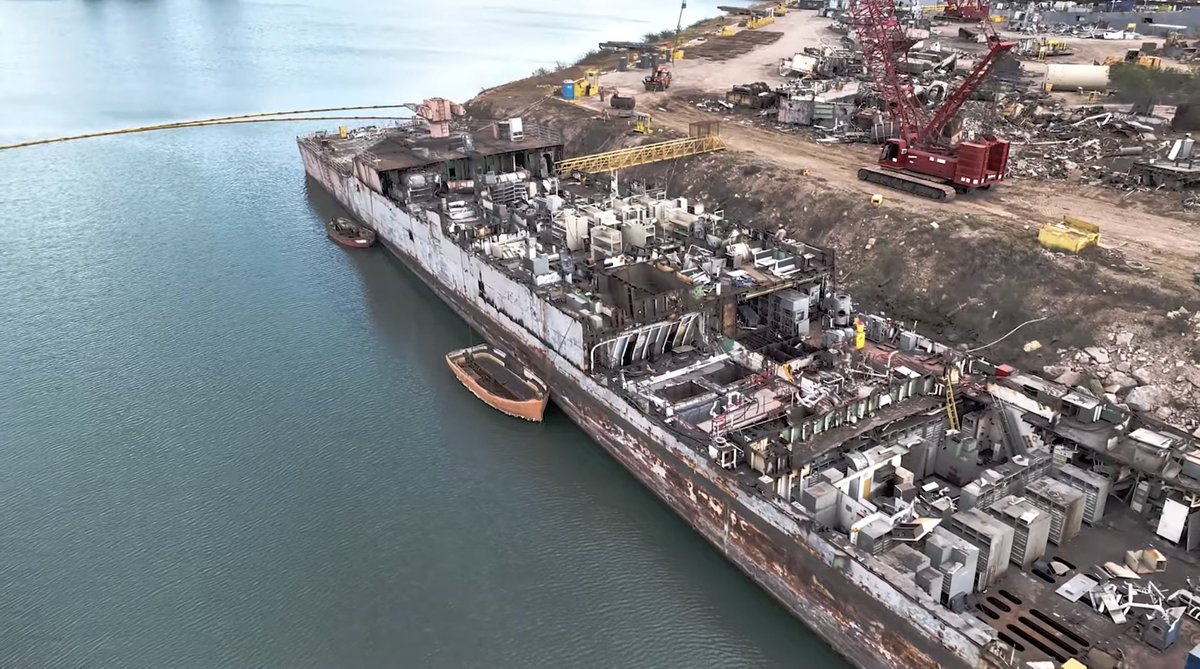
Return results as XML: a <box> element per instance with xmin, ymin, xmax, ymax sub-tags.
<box><xmin>1108</xmin><ymin>63</ymin><xmax>1200</xmax><ymax>108</ymax></box>
<box><xmin>642</xmin><ymin>29</ymin><xmax>678</xmax><ymax>43</ymax></box>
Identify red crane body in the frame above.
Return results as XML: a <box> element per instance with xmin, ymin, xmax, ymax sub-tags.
<box><xmin>848</xmin><ymin>0</ymin><xmax>1014</xmax><ymax>200</ymax></box>
<box><xmin>944</xmin><ymin>0</ymin><xmax>992</xmax><ymax>22</ymax></box>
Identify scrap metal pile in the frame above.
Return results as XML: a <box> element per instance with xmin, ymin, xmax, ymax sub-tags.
<box><xmin>1002</xmin><ymin>103</ymin><xmax>1169</xmax><ymax>180</ymax></box>
<box><xmin>998</xmin><ymin>101</ymin><xmax>1197</xmax><ymax>197</ymax></box>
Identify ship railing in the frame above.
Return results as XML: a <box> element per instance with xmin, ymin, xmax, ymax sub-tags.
<box><xmin>519</xmin><ymin>120</ymin><xmax>563</xmax><ymax>145</ymax></box>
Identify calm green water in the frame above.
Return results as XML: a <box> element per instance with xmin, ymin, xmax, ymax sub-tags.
<box><xmin>0</xmin><ymin>2</ymin><xmax>850</xmax><ymax>667</ymax></box>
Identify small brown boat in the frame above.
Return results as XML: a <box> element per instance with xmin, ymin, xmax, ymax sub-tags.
<box><xmin>326</xmin><ymin>216</ymin><xmax>375</xmax><ymax>249</ymax></box>
<box><xmin>446</xmin><ymin>344</ymin><xmax>549</xmax><ymax>422</ymax></box>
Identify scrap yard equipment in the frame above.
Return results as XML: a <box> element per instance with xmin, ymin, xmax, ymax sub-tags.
<box><xmin>631</xmin><ymin>112</ymin><xmax>653</xmax><ymax>135</ymax></box>
<box><xmin>848</xmin><ymin>0</ymin><xmax>1014</xmax><ymax>200</ymax></box>
<box><xmin>1103</xmin><ymin>48</ymin><xmax>1163</xmax><ymax>70</ymax></box>
<box><xmin>718</xmin><ymin>5</ymin><xmax>777</xmax><ymax>29</ymax></box>
<box><xmin>942</xmin><ymin>0</ymin><xmax>990</xmax><ymax>21</ymax></box>
<box><xmin>575</xmin><ymin>69</ymin><xmax>602</xmax><ymax>97</ymax></box>
<box><xmin>644</xmin><ymin>64</ymin><xmax>673</xmax><ymax>91</ymax></box>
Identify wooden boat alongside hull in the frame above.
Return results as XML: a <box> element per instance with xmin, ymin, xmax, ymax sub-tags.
<box><xmin>326</xmin><ymin>216</ymin><xmax>376</xmax><ymax>249</ymax></box>
<box><xmin>446</xmin><ymin>344</ymin><xmax>549</xmax><ymax>422</ymax></box>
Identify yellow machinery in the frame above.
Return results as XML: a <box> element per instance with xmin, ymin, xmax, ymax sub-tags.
<box><xmin>1038</xmin><ymin>216</ymin><xmax>1100</xmax><ymax>253</ymax></box>
<box><xmin>1035</xmin><ymin>38</ymin><xmax>1070</xmax><ymax>60</ymax></box>
<box><xmin>632</xmin><ymin>112</ymin><xmax>652</xmax><ymax>135</ymax></box>
<box><xmin>575</xmin><ymin>68</ymin><xmax>601</xmax><ymax>97</ymax></box>
<box><xmin>773</xmin><ymin>3</ymin><xmax>790</xmax><ymax>15</ymax></box>
<box><xmin>746</xmin><ymin>15</ymin><xmax>776</xmax><ymax>29</ymax></box>
<box><xmin>719</xmin><ymin>25</ymin><xmax>736</xmax><ymax>36</ymax></box>
<box><xmin>1103</xmin><ymin>49</ymin><xmax>1162</xmax><ymax>70</ymax></box>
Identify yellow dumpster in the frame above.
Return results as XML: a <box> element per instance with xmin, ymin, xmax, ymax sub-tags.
<box><xmin>1038</xmin><ymin>216</ymin><xmax>1100</xmax><ymax>253</ymax></box>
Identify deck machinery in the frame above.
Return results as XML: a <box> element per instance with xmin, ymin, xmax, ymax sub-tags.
<box><xmin>849</xmin><ymin>0</ymin><xmax>1014</xmax><ymax>200</ymax></box>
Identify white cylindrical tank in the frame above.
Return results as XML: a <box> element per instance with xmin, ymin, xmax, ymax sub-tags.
<box><xmin>1045</xmin><ymin>64</ymin><xmax>1110</xmax><ymax>91</ymax></box>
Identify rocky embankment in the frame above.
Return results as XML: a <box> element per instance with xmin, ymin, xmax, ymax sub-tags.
<box><xmin>1043</xmin><ymin>307</ymin><xmax>1200</xmax><ymax>433</ymax></box>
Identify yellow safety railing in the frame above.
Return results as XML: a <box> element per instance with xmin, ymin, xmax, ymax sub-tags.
<box><xmin>556</xmin><ymin>135</ymin><xmax>726</xmax><ymax>175</ymax></box>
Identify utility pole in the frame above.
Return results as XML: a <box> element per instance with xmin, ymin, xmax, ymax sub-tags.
<box><xmin>673</xmin><ymin>1</ymin><xmax>687</xmax><ymax>60</ymax></box>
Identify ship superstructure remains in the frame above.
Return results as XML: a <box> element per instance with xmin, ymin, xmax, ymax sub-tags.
<box><xmin>299</xmin><ymin>115</ymin><xmax>1200</xmax><ymax>669</ymax></box>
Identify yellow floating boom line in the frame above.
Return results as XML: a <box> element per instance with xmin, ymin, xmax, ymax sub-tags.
<box><xmin>0</xmin><ymin>104</ymin><xmax>416</xmax><ymax>150</ymax></box>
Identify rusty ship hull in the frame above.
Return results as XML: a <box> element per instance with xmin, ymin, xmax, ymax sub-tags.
<box><xmin>298</xmin><ymin>138</ymin><xmax>1000</xmax><ymax>669</ymax></box>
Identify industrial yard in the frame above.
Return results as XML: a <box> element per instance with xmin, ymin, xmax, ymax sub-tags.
<box><xmin>344</xmin><ymin>4</ymin><xmax>1200</xmax><ymax>667</ymax></box>
<box><xmin>471</xmin><ymin>1</ymin><xmax>1200</xmax><ymax>433</ymax></box>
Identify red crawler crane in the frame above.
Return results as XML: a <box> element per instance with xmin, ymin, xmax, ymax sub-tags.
<box><xmin>943</xmin><ymin>0</ymin><xmax>991</xmax><ymax>22</ymax></box>
<box><xmin>849</xmin><ymin>0</ymin><xmax>1014</xmax><ymax>200</ymax></box>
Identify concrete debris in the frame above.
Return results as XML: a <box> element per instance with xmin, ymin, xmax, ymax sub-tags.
<box><xmin>1125</xmin><ymin>385</ymin><xmax>1167</xmax><ymax>413</ymax></box>
<box><xmin>1052</xmin><ymin>312</ymin><xmax>1200</xmax><ymax>427</ymax></box>
<box><xmin>1133</xmin><ymin>367</ymin><xmax>1157</xmax><ymax>387</ymax></box>
<box><xmin>1182</xmin><ymin>366</ymin><xmax>1200</xmax><ymax>389</ymax></box>
<box><xmin>1105</xmin><ymin>370</ymin><xmax>1138</xmax><ymax>392</ymax></box>
<box><xmin>1055</xmin><ymin>370</ymin><xmax>1084</xmax><ymax>387</ymax></box>
<box><xmin>1085</xmin><ymin>346</ymin><xmax>1110</xmax><ymax>364</ymax></box>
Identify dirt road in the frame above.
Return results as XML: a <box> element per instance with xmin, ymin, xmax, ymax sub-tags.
<box><xmin>645</xmin><ymin>103</ymin><xmax>1200</xmax><ymax>283</ymax></box>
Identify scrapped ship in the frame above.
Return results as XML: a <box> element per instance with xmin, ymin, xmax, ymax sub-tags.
<box><xmin>299</xmin><ymin>107</ymin><xmax>1200</xmax><ymax>669</ymax></box>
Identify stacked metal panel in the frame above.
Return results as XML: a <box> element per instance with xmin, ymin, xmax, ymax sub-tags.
<box><xmin>770</xmin><ymin>289</ymin><xmax>810</xmax><ymax>337</ymax></box>
<box><xmin>948</xmin><ymin>509</ymin><xmax>1015</xmax><ymax>591</ymax></box>
<box><xmin>1057</xmin><ymin>463</ymin><xmax>1112</xmax><ymax>525</ymax></box>
<box><xmin>1025</xmin><ymin>477</ymin><xmax>1085</xmax><ymax>545</ymax></box>
<box><xmin>988</xmin><ymin>495</ymin><xmax>1051</xmax><ymax>570</ymax></box>
<box><xmin>924</xmin><ymin>527</ymin><xmax>978</xmax><ymax>605</ymax></box>
<box><xmin>799</xmin><ymin>481</ymin><xmax>838</xmax><ymax>528</ymax></box>
<box><xmin>590</xmin><ymin>225</ymin><xmax>623</xmax><ymax>258</ymax></box>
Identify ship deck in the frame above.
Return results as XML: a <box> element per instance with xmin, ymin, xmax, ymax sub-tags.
<box><xmin>981</xmin><ymin>505</ymin><xmax>1200</xmax><ymax>668</ymax></box>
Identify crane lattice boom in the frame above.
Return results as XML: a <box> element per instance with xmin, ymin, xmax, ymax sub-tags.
<box><xmin>847</xmin><ymin>0</ymin><xmax>926</xmax><ymax>142</ymax></box>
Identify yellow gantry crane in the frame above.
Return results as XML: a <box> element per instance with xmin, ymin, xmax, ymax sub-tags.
<box><xmin>555</xmin><ymin>121</ymin><xmax>725</xmax><ymax>175</ymax></box>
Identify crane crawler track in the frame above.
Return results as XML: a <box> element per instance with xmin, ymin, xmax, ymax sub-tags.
<box><xmin>857</xmin><ymin>167</ymin><xmax>957</xmax><ymax>201</ymax></box>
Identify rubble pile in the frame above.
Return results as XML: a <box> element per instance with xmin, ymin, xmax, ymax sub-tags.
<box><xmin>1042</xmin><ymin>308</ymin><xmax>1200</xmax><ymax>433</ymax></box>
<box><xmin>1002</xmin><ymin>103</ymin><xmax>1172</xmax><ymax>186</ymax></box>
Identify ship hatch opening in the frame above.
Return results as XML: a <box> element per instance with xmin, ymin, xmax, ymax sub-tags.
<box><xmin>703</xmin><ymin>362</ymin><xmax>754</xmax><ymax>386</ymax></box>
<box><xmin>662</xmin><ymin>380</ymin><xmax>708</xmax><ymax>402</ymax></box>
